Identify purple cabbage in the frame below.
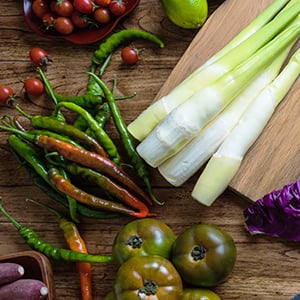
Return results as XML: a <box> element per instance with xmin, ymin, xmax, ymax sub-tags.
<box><xmin>244</xmin><ymin>180</ymin><xmax>300</xmax><ymax>241</ymax></box>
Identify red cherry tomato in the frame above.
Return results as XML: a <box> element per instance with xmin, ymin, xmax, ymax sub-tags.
<box><xmin>0</xmin><ymin>85</ymin><xmax>15</xmax><ymax>106</ymax></box>
<box><xmin>42</xmin><ymin>12</ymin><xmax>56</xmax><ymax>28</ymax></box>
<box><xmin>121</xmin><ymin>46</ymin><xmax>139</xmax><ymax>65</ymax></box>
<box><xmin>94</xmin><ymin>7</ymin><xmax>111</xmax><ymax>24</ymax></box>
<box><xmin>94</xmin><ymin>0</ymin><xmax>111</xmax><ymax>6</ymax></box>
<box><xmin>23</xmin><ymin>78</ymin><xmax>45</xmax><ymax>96</ymax></box>
<box><xmin>32</xmin><ymin>0</ymin><xmax>50</xmax><ymax>19</ymax></box>
<box><xmin>73</xmin><ymin>0</ymin><xmax>95</xmax><ymax>14</ymax></box>
<box><xmin>29</xmin><ymin>47</ymin><xmax>51</xmax><ymax>69</ymax></box>
<box><xmin>54</xmin><ymin>17</ymin><xmax>74</xmax><ymax>35</ymax></box>
<box><xmin>71</xmin><ymin>11</ymin><xmax>89</xmax><ymax>28</ymax></box>
<box><xmin>51</xmin><ymin>0</ymin><xmax>74</xmax><ymax>17</ymax></box>
<box><xmin>109</xmin><ymin>0</ymin><xmax>126</xmax><ymax>16</ymax></box>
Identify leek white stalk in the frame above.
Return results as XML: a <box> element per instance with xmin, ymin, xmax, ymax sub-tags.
<box><xmin>158</xmin><ymin>46</ymin><xmax>291</xmax><ymax>186</ymax></box>
<box><xmin>192</xmin><ymin>47</ymin><xmax>300</xmax><ymax>206</ymax></box>
<box><xmin>137</xmin><ymin>18</ymin><xmax>300</xmax><ymax>168</ymax></box>
<box><xmin>128</xmin><ymin>0</ymin><xmax>299</xmax><ymax>141</ymax></box>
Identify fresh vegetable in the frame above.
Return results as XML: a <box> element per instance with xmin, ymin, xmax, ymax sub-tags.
<box><xmin>109</xmin><ymin>0</ymin><xmax>126</xmax><ymax>16</ymax></box>
<box><xmin>244</xmin><ymin>180</ymin><xmax>300</xmax><ymax>242</ymax></box>
<box><xmin>0</xmin><ymin>278</ymin><xmax>48</xmax><ymax>300</ymax></box>
<box><xmin>0</xmin><ymin>197</ymin><xmax>113</xmax><ymax>263</ymax></box>
<box><xmin>73</xmin><ymin>0</ymin><xmax>95</xmax><ymax>14</ymax></box>
<box><xmin>52</xmin><ymin>0</ymin><xmax>74</xmax><ymax>17</ymax></box>
<box><xmin>113</xmin><ymin>255</ymin><xmax>183</xmax><ymax>299</ymax></box>
<box><xmin>121</xmin><ymin>46</ymin><xmax>139</xmax><ymax>65</ymax></box>
<box><xmin>0</xmin><ymin>263</ymin><xmax>24</xmax><ymax>285</ymax></box>
<box><xmin>94</xmin><ymin>7</ymin><xmax>111</xmax><ymax>24</ymax></box>
<box><xmin>112</xmin><ymin>218</ymin><xmax>176</xmax><ymax>265</ymax></box>
<box><xmin>32</xmin><ymin>0</ymin><xmax>49</xmax><ymax>18</ymax></box>
<box><xmin>29</xmin><ymin>47</ymin><xmax>51</xmax><ymax>71</ymax></box>
<box><xmin>136</xmin><ymin>11</ymin><xmax>300</xmax><ymax>168</ymax></box>
<box><xmin>158</xmin><ymin>44</ymin><xmax>292</xmax><ymax>187</ymax></box>
<box><xmin>48</xmin><ymin>167</ymin><xmax>151</xmax><ymax>218</ymax></box>
<box><xmin>192</xmin><ymin>46</ymin><xmax>300</xmax><ymax>206</ymax></box>
<box><xmin>128</xmin><ymin>0</ymin><xmax>298</xmax><ymax>141</ymax></box>
<box><xmin>23</xmin><ymin>77</ymin><xmax>45</xmax><ymax>96</ymax></box>
<box><xmin>171</xmin><ymin>224</ymin><xmax>236</xmax><ymax>287</ymax></box>
<box><xmin>160</xmin><ymin>0</ymin><xmax>208</xmax><ymax>29</ymax></box>
<box><xmin>92</xmin><ymin>29</ymin><xmax>164</xmax><ymax>65</ymax></box>
<box><xmin>54</xmin><ymin>16</ymin><xmax>74</xmax><ymax>35</ymax></box>
<box><xmin>182</xmin><ymin>288</ymin><xmax>221</xmax><ymax>300</ymax></box>
<box><xmin>0</xmin><ymin>85</ymin><xmax>15</xmax><ymax>106</ymax></box>
<box><xmin>28</xmin><ymin>199</ymin><xmax>93</xmax><ymax>300</ymax></box>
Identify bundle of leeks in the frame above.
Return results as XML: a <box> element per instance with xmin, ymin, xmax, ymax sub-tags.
<box><xmin>127</xmin><ymin>0</ymin><xmax>300</xmax><ymax>206</ymax></box>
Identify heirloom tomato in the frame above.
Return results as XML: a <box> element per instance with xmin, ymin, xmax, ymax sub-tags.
<box><xmin>182</xmin><ymin>288</ymin><xmax>221</xmax><ymax>300</ymax></box>
<box><xmin>112</xmin><ymin>218</ymin><xmax>176</xmax><ymax>265</ymax></box>
<box><xmin>171</xmin><ymin>224</ymin><xmax>236</xmax><ymax>287</ymax></box>
<box><xmin>114</xmin><ymin>255</ymin><xmax>183</xmax><ymax>300</ymax></box>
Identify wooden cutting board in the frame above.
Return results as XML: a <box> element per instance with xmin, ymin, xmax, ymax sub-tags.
<box><xmin>154</xmin><ymin>0</ymin><xmax>300</xmax><ymax>202</ymax></box>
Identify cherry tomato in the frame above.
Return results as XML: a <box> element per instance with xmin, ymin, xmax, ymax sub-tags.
<box><xmin>73</xmin><ymin>0</ymin><xmax>95</xmax><ymax>14</ymax></box>
<box><xmin>71</xmin><ymin>11</ymin><xmax>89</xmax><ymax>28</ymax></box>
<box><xmin>29</xmin><ymin>47</ymin><xmax>51</xmax><ymax>70</ymax></box>
<box><xmin>51</xmin><ymin>0</ymin><xmax>74</xmax><ymax>17</ymax></box>
<box><xmin>32</xmin><ymin>0</ymin><xmax>50</xmax><ymax>18</ymax></box>
<box><xmin>109</xmin><ymin>0</ymin><xmax>126</xmax><ymax>16</ymax></box>
<box><xmin>54</xmin><ymin>17</ymin><xmax>74</xmax><ymax>35</ymax></box>
<box><xmin>94</xmin><ymin>0</ymin><xmax>111</xmax><ymax>6</ymax></box>
<box><xmin>112</xmin><ymin>218</ymin><xmax>176</xmax><ymax>266</ymax></box>
<box><xmin>23</xmin><ymin>78</ymin><xmax>45</xmax><ymax>96</ymax></box>
<box><xmin>42</xmin><ymin>12</ymin><xmax>56</xmax><ymax>28</ymax></box>
<box><xmin>121</xmin><ymin>46</ymin><xmax>139</xmax><ymax>65</ymax></box>
<box><xmin>93</xmin><ymin>7</ymin><xmax>111</xmax><ymax>24</ymax></box>
<box><xmin>114</xmin><ymin>255</ymin><xmax>183</xmax><ymax>299</ymax></box>
<box><xmin>0</xmin><ymin>85</ymin><xmax>15</xmax><ymax>106</ymax></box>
<box><xmin>171</xmin><ymin>224</ymin><xmax>237</xmax><ymax>287</ymax></box>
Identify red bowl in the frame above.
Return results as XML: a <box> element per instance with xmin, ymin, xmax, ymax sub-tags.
<box><xmin>23</xmin><ymin>0</ymin><xmax>140</xmax><ymax>44</ymax></box>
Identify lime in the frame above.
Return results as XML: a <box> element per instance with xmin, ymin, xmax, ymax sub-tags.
<box><xmin>160</xmin><ymin>0</ymin><xmax>208</xmax><ymax>29</ymax></box>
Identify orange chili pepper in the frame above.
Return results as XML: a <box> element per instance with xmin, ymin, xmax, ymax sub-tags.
<box><xmin>27</xmin><ymin>199</ymin><xmax>93</xmax><ymax>300</ymax></box>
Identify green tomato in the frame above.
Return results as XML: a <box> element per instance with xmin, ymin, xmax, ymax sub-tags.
<box><xmin>171</xmin><ymin>224</ymin><xmax>236</xmax><ymax>287</ymax></box>
<box><xmin>114</xmin><ymin>255</ymin><xmax>183</xmax><ymax>300</ymax></box>
<box><xmin>112</xmin><ymin>218</ymin><xmax>176</xmax><ymax>265</ymax></box>
<box><xmin>182</xmin><ymin>288</ymin><xmax>221</xmax><ymax>300</ymax></box>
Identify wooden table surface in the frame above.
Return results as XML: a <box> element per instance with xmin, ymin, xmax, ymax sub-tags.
<box><xmin>0</xmin><ymin>1</ymin><xmax>299</xmax><ymax>299</ymax></box>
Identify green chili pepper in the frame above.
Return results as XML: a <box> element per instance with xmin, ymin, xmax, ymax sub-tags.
<box><xmin>88</xmin><ymin>73</ymin><xmax>163</xmax><ymax>205</ymax></box>
<box><xmin>92</xmin><ymin>29</ymin><xmax>164</xmax><ymax>65</ymax></box>
<box><xmin>15</xmin><ymin>106</ymin><xmax>107</xmax><ymax>157</ymax></box>
<box><xmin>52</xmin><ymin>101</ymin><xmax>120</xmax><ymax>164</ymax></box>
<box><xmin>0</xmin><ymin>198</ymin><xmax>113</xmax><ymax>263</ymax></box>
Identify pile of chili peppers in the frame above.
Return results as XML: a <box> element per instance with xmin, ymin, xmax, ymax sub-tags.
<box><xmin>0</xmin><ymin>28</ymin><xmax>165</xmax><ymax>222</ymax></box>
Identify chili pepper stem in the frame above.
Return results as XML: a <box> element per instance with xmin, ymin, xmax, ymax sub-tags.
<box><xmin>0</xmin><ymin>197</ymin><xmax>23</xmax><ymax>231</ymax></box>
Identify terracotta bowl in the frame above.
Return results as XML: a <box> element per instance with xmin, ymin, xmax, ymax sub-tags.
<box><xmin>22</xmin><ymin>0</ymin><xmax>140</xmax><ymax>44</ymax></box>
<box><xmin>0</xmin><ymin>250</ymin><xmax>55</xmax><ymax>299</ymax></box>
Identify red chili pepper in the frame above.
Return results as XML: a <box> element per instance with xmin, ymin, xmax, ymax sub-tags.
<box><xmin>36</xmin><ymin>135</ymin><xmax>152</xmax><ymax>206</ymax></box>
<box><xmin>48</xmin><ymin>167</ymin><xmax>151</xmax><ymax>218</ymax></box>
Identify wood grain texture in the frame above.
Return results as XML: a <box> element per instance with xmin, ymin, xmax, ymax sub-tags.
<box><xmin>154</xmin><ymin>0</ymin><xmax>300</xmax><ymax>201</ymax></box>
<box><xmin>0</xmin><ymin>0</ymin><xmax>300</xmax><ymax>299</ymax></box>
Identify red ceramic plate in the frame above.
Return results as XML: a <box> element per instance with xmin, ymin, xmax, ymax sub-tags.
<box><xmin>23</xmin><ymin>0</ymin><xmax>140</xmax><ymax>44</ymax></box>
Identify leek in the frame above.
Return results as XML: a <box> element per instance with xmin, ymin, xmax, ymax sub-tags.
<box><xmin>128</xmin><ymin>0</ymin><xmax>299</xmax><ymax>141</ymax></box>
<box><xmin>137</xmin><ymin>17</ymin><xmax>300</xmax><ymax>167</ymax></box>
<box><xmin>158</xmin><ymin>46</ymin><xmax>291</xmax><ymax>186</ymax></box>
<box><xmin>192</xmin><ymin>47</ymin><xmax>300</xmax><ymax>206</ymax></box>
